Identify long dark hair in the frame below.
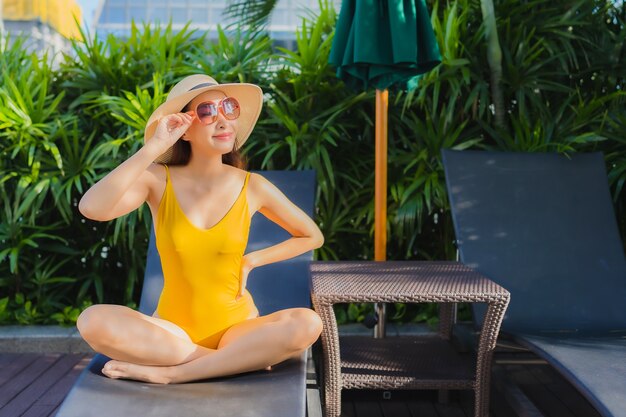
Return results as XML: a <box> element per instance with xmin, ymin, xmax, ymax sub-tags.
<box><xmin>166</xmin><ymin>102</ymin><xmax>248</xmax><ymax>169</ymax></box>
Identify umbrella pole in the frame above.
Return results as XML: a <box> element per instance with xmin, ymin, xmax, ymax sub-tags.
<box><xmin>374</xmin><ymin>90</ymin><xmax>388</xmax><ymax>261</ymax></box>
<box><xmin>374</xmin><ymin>88</ymin><xmax>388</xmax><ymax>338</ymax></box>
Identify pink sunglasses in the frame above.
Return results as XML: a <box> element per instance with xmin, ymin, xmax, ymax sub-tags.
<box><xmin>187</xmin><ymin>97</ymin><xmax>241</xmax><ymax>125</ymax></box>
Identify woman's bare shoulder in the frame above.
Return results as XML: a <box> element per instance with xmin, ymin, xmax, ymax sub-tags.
<box><xmin>247</xmin><ymin>171</ymin><xmax>274</xmax><ymax>190</ymax></box>
<box><xmin>222</xmin><ymin>165</ymin><xmax>253</xmax><ymax>184</ymax></box>
<box><xmin>145</xmin><ymin>162</ymin><xmax>167</xmax><ymax>180</ymax></box>
<box><xmin>247</xmin><ymin>171</ymin><xmax>264</xmax><ymax>191</ymax></box>
<box><xmin>227</xmin><ymin>165</ymin><xmax>249</xmax><ymax>176</ymax></box>
<box><xmin>144</xmin><ymin>163</ymin><xmax>168</xmax><ymax>207</ymax></box>
<box><xmin>244</xmin><ymin>171</ymin><xmax>266</xmax><ymax>214</ymax></box>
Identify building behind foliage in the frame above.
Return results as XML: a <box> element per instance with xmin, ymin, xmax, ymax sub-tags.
<box><xmin>92</xmin><ymin>0</ymin><xmax>341</xmax><ymax>50</ymax></box>
<box><xmin>1</xmin><ymin>0</ymin><xmax>83</xmax><ymax>65</ymax></box>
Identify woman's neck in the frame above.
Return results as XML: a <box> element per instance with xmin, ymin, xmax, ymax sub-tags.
<box><xmin>184</xmin><ymin>152</ymin><xmax>228</xmax><ymax>179</ymax></box>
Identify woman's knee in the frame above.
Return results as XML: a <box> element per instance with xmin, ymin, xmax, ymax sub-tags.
<box><xmin>286</xmin><ymin>308</ymin><xmax>323</xmax><ymax>350</ymax></box>
<box><xmin>76</xmin><ymin>304</ymin><xmax>131</xmax><ymax>344</ymax></box>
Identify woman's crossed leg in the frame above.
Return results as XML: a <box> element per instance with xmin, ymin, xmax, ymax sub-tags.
<box><xmin>76</xmin><ymin>304</ymin><xmax>322</xmax><ymax>384</ymax></box>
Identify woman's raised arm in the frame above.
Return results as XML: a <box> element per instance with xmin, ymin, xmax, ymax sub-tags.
<box><xmin>78</xmin><ymin>112</ymin><xmax>194</xmax><ymax>221</ymax></box>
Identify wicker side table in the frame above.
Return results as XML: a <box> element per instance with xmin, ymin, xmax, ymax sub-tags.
<box><xmin>309</xmin><ymin>261</ymin><xmax>510</xmax><ymax>417</ymax></box>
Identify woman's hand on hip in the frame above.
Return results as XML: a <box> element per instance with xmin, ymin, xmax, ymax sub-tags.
<box><xmin>236</xmin><ymin>254</ymin><xmax>255</xmax><ymax>300</ymax></box>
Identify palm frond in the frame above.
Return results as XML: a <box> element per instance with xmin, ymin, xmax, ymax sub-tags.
<box><xmin>223</xmin><ymin>0</ymin><xmax>279</xmax><ymax>30</ymax></box>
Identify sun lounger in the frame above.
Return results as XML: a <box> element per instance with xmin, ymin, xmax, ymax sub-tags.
<box><xmin>57</xmin><ymin>170</ymin><xmax>318</xmax><ymax>417</ymax></box>
<box><xmin>442</xmin><ymin>150</ymin><xmax>626</xmax><ymax>417</ymax></box>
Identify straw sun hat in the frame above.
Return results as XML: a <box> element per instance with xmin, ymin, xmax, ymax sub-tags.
<box><xmin>144</xmin><ymin>74</ymin><xmax>263</xmax><ymax>164</ymax></box>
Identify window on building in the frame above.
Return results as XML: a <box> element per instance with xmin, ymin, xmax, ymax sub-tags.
<box><xmin>129</xmin><ymin>7</ymin><xmax>147</xmax><ymax>23</ymax></box>
<box><xmin>190</xmin><ymin>7</ymin><xmax>209</xmax><ymax>24</ymax></box>
<box><xmin>107</xmin><ymin>6</ymin><xmax>126</xmax><ymax>24</ymax></box>
<box><xmin>170</xmin><ymin>7</ymin><xmax>188</xmax><ymax>24</ymax></box>
<box><xmin>271</xmin><ymin>9</ymin><xmax>289</xmax><ymax>26</ymax></box>
<box><xmin>150</xmin><ymin>7</ymin><xmax>169</xmax><ymax>23</ymax></box>
<box><xmin>209</xmin><ymin>5</ymin><xmax>227</xmax><ymax>25</ymax></box>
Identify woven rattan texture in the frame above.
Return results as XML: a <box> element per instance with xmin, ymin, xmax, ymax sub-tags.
<box><xmin>310</xmin><ymin>261</ymin><xmax>509</xmax><ymax>304</ymax></box>
<box><xmin>309</xmin><ymin>261</ymin><xmax>511</xmax><ymax>417</ymax></box>
<box><xmin>340</xmin><ymin>335</ymin><xmax>475</xmax><ymax>390</ymax></box>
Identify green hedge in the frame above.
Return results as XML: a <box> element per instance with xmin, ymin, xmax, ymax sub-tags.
<box><xmin>0</xmin><ymin>0</ymin><xmax>624</xmax><ymax>327</ymax></box>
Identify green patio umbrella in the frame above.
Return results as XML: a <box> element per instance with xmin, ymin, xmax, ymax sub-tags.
<box><xmin>329</xmin><ymin>0</ymin><xmax>441</xmax><ymax>337</ymax></box>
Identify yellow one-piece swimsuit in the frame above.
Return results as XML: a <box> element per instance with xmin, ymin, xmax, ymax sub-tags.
<box><xmin>154</xmin><ymin>165</ymin><xmax>258</xmax><ymax>349</ymax></box>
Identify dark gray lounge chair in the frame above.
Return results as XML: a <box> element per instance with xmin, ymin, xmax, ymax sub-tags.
<box><xmin>442</xmin><ymin>150</ymin><xmax>626</xmax><ymax>417</ymax></box>
<box><xmin>57</xmin><ymin>170</ymin><xmax>319</xmax><ymax>417</ymax></box>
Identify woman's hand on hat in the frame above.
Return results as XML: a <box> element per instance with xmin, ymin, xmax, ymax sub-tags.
<box><xmin>146</xmin><ymin>111</ymin><xmax>196</xmax><ymax>155</ymax></box>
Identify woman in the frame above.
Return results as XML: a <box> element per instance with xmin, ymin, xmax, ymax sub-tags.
<box><xmin>76</xmin><ymin>74</ymin><xmax>324</xmax><ymax>385</ymax></box>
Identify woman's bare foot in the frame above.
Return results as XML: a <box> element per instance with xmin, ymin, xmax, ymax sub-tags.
<box><xmin>102</xmin><ymin>360</ymin><xmax>172</xmax><ymax>384</ymax></box>
<box><xmin>102</xmin><ymin>360</ymin><xmax>270</xmax><ymax>383</ymax></box>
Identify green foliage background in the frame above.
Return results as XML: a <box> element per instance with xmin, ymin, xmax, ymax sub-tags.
<box><xmin>0</xmin><ymin>0</ymin><xmax>624</xmax><ymax>327</ymax></box>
